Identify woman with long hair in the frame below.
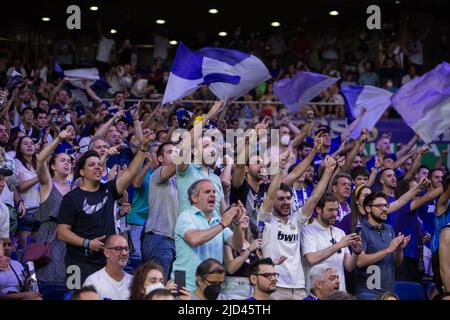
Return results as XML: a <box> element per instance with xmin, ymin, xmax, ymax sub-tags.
<box><xmin>129</xmin><ymin>261</ymin><xmax>190</xmax><ymax>300</ymax></box>
<box><xmin>222</xmin><ymin>214</ymin><xmax>262</xmax><ymax>300</ymax></box>
<box><xmin>14</xmin><ymin>136</ymin><xmax>40</xmax><ymax>249</ymax></box>
<box><xmin>35</xmin><ymin>129</ymin><xmax>73</xmax><ymax>282</ymax></box>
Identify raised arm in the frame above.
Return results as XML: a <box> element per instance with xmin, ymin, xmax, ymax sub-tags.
<box><xmin>396</xmin><ymin>134</ymin><xmax>418</xmax><ymax>159</ymax></box>
<box><xmin>82</xmin><ymin>80</ymin><xmax>102</xmax><ymax>105</ymax></box>
<box><xmin>260</xmin><ymin>150</ymin><xmax>289</xmax><ymax>214</ymax></box>
<box><xmin>116</xmin><ymin>131</ymin><xmax>155</xmax><ymax>195</ymax></box>
<box><xmin>93</xmin><ymin>110</ymin><xmax>124</xmax><ymax>139</ymax></box>
<box><xmin>403</xmin><ymin>146</ymin><xmax>427</xmax><ymax>181</ymax></box>
<box><xmin>282</xmin><ymin>136</ymin><xmax>319</xmax><ymax>186</ymax></box>
<box><xmin>392</xmin><ymin>148</ymin><xmax>416</xmax><ymax>170</ymax></box>
<box><xmin>177</xmin><ymin>100</ymin><xmax>224</xmax><ymax>173</ymax></box>
<box><xmin>341</xmin><ymin>108</ymin><xmax>366</xmax><ymax>140</ymax></box>
<box><xmin>302</xmin><ymin>156</ymin><xmax>336</xmax><ymax>218</ymax></box>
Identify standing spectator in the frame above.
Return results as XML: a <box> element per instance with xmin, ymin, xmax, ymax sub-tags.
<box><xmin>266</xmin><ymin>32</ymin><xmax>286</xmax><ymax>60</ymax></box>
<box><xmin>222</xmin><ymin>214</ymin><xmax>260</xmax><ymax>300</ymax></box>
<box><xmin>439</xmin><ymin>225</ymin><xmax>450</xmax><ymax>293</ymax></box>
<box><xmin>57</xmin><ymin>132</ymin><xmax>154</xmax><ymax>283</ymax></box>
<box><xmin>358</xmin><ymin>61</ymin><xmax>380</xmax><ymax>87</ymax></box>
<box><xmin>171</xmin><ymin>179</ymin><xmax>244</xmax><ymax>291</ymax></box>
<box><xmin>331</xmin><ymin>174</ymin><xmax>353</xmax><ymax>231</ymax></box>
<box><xmin>153</xmin><ymin>31</ymin><xmax>170</xmax><ymax>63</ymax></box>
<box><xmin>406</xmin><ymin>28</ymin><xmax>431</xmax><ymax>75</ymax></box>
<box><xmin>14</xmin><ymin>136</ymin><xmax>40</xmax><ymax>249</ymax></box>
<box><xmin>354</xmin><ymin>192</ymin><xmax>410</xmax><ymax>300</ymax></box>
<box><xmin>96</xmin><ymin>21</ymin><xmax>116</xmax><ymax>74</ymax></box>
<box><xmin>6</xmin><ymin>59</ymin><xmax>27</xmax><ymax>77</ymax></box>
<box><xmin>83</xmin><ymin>235</ymin><xmax>133</xmax><ymax>300</ymax></box>
<box><xmin>302</xmin><ymin>192</ymin><xmax>362</xmax><ymax>292</ymax></box>
<box><xmin>247</xmin><ymin>258</ymin><xmax>277</xmax><ymax>300</ymax></box>
<box><xmin>431</xmin><ymin>174</ymin><xmax>450</xmax><ymax>293</ymax></box>
<box><xmin>10</xmin><ymin>107</ymin><xmax>40</xmax><ymax>144</ymax></box>
<box><xmin>304</xmin><ymin>264</ymin><xmax>340</xmax><ymax>300</ymax></box>
<box><xmin>35</xmin><ymin>130</ymin><xmax>72</xmax><ymax>282</ymax></box>
<box><xmin>141</xmin><ymin>142</ymin><xmax>178</xmax><ymax>280</ymax></box>
<box><xmin>258</xmin><ymin>153</ymin><xmax>335</xmax><ymax>300</ymax></box>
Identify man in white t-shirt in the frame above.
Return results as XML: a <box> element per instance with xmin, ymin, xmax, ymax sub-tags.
<box><xmin>301</xmin><ymin>192</ymin><xmax>362</xmax><ymax>292</ymax></box>
<box><xmin>258</xmin><ymin>153</ymin><xmax>337</xmax><ymax>300</ymax></box>
<box><xmin>83</xmin><ymin>235</ymin><xmax>133</xmax><ymax>300</ymax></box>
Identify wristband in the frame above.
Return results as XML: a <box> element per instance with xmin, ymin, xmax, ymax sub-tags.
<box><xmin>83</xmin><ymin>239</ymin><xmax>90</xmax><ymax>249</ymax></box>
<box><xmin>140</xmin><ymin>146</ymin><xmax>148</xmax><ymax>152</ymax></box>
<box><xmin>219</xmin><ymin>222</ymin><xmax>226</xmax><ymax>230</ymax></box>
<box><xmin>353</xmin><ymin>250</ymin><xmax>362</xmax><ymax>255</ymax></box>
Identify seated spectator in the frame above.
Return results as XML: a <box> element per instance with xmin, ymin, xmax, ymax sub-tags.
<box><xmin>71</xmin><ymin>285</ymin><xmax>101</xmax><ymax>300</ymax></box>
<box><xmin>146</xmin><ymin>288</ymin><xmax>175</xmax><ymax>300</ymax></box>
<box><xmin>304</xmin><ymin>264</ymin><xmax>340</xmax><ymax>300</ymax></box>
<box><xmin>0</xmin><ymin>238</ymin><xmax>42</xmax><ymax>300</ymax></box>
<box><xmin>191</xmin><ymin>258</ymin><xmax>226</xmax><ymax>300</ymax></box>
<box><xmin>83</xmin><ymin>235</ymin><xmax>133</xmax><ymax>300</ymax></box>
<box><xmin>247</xmin><ymin>258</ymin><xmax>277</xmax><ymax>300</ymax></box>
<box><xmin>376</xmin><ymin>291</ymin><xmax>399</xmax><ymax>300</ymax></box>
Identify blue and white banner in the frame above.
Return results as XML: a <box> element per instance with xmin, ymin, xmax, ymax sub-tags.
<box><xmin>162</xmin><ymin>42</ymin><xmax>270</xmax><ymax>105</ymax></box>
<box><xmin>341</xmin><ymin>84</ymin><xmax>393</xmax><ymax>139</ymax></box>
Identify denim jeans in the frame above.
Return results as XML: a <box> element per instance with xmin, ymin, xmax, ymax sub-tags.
<box><xmin>141</xmin><ymin>231</ymin><xmax>175</xmax><ymax>281</ymax></box>
<box><xmin>128</xmin><ymin>224</ymin><xmax>143</xmax><ymax>260</ymax></box>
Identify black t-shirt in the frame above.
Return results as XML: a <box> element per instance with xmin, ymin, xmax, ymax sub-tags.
<box><xmin>230</xmin><ymin>179</ymin><xmax>269</xmax><ymax>239</ymax></box>
<box><xmin>58</xmin><ymin>180</ymin><xmax>122</xmax><ymax>264</ymax></box>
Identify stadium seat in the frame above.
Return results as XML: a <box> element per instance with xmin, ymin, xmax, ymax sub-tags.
<box><xmin>39</xmin><ymin>282</ymin><xmax>69</xmax><ymax>301</ymax></box>
<box><xmin>394</xmin><ymin>281</ymin><xmax>428</xmax><ymax>300</ymax></box>
<box><xmin>124</xmin><ymin>257</ymin><xmax>141</xmax><ymax>274</ymax></box>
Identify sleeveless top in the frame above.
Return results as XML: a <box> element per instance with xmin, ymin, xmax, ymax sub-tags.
<box><xmin>225</xmin><ymin>244</ymin><xmax>259</xmax><ymax>277</ymax></box>
<box><xmin>431</xmin><ymin>203</ymin><xmax>450</xmax><ymax>254</ymax></box>
<box><xmin>36</xmin><ymin>184</ymin><xmax>64</xmax><ymax>223</ymax></box>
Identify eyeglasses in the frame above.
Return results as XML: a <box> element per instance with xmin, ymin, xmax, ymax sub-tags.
<box><xmin>370</xmin><ymin>203</ymin><xmax>390</xmax><ymax>209</ymax></box>
<box><xmin>107</xmin><ymin>246</ymin><xmax>129</xmax><ymax>252</ymax></box>
<box><xmin>254</xmin><ymin>273</ymin><xmax>279</xmax><ymax>279</ymax></box>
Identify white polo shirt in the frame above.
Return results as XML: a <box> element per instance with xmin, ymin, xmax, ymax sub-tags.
<box><xmin>301</xmin><ymin>220</ymin><xmax>349</xmax><ymax>292</ymax></box>
<box><xmin>258</xmin><ymin>207</ymin><xmax>308</xmax><ymax>289</ymax></box>
<box><xmin>83</xmin><ymin>267</ymin><xmax>133</xmax><ymax>300</ymax></box>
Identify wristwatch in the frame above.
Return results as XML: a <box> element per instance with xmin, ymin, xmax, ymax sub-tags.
<box><xmin>140</xmin><ymin>145</ymin><xmax>148</xmax><ymax>152</ymax></box>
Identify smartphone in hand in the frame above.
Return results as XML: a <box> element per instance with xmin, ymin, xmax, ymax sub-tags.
<box><xmin>174</xmin><ymin>270</ymin><xmax>186</xmax><ymax>296</ymax></box>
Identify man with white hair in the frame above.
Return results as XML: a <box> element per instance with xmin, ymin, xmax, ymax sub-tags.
<box><xmin>304</xmin><ymin>264</ymin><xmax>340</xmax><ymax>300</ymax></box>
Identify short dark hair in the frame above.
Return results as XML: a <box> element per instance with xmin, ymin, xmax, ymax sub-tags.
<box><xmin>316</xmin><ymin>192</ymin><xmax>339</xmax><ymax>210</ymax></box>
<box><xmin>363</xmin><ymin>191</ymin><xmax>388</xmax><ymax>210</ymax></box>
<box><xmin>249</xmin><ymin>258</ymin><xmax>274</xmax><ymax>275</ymax></box>
<box><xmin>331</xmin><ymin>173</ymin><xmax>352</xmax><ymax>188</ymax></box>
<box><xmin>380</xmin><ymin>168</ymin><xmax>395</xmax><ymax>179</ymax></box>
<box><xmin>443</xmin><ymin>174</ymin><xmax>450</xmax><ymax>191</ymax></box>
<box><xmin>350</xmin><ymin>166</ymin><xmax>369</xmax><ymax>180</ymax></box>
<box><xmin>74</xmin><ymin>150</ymin><xmax>100</xmax><ymax>180</ymax></box>
<box><xmin>429</xmin><ymin>168</ymin><xmax>444</xmax><ymax>178</ymax></box>
<box><xmin>279</xmin><ymin>183</ymin><xmax>293</xmax><ymax>196</ymax></box>
<box><xmin>196</xmin><ymin>258</ymin><xmax>224</xmax><ymax>278</ymax></box>
<box><xmin>34</xmin><ymin>107</ymin><xmax>47</xmax><ymax>118</ymax></box>
<box><xmin>156</xmin><ymin>142</ymin><xmax>173</xmax><ymax>158</ymax></box>
<box><xmin>71</xmin><ymin>285</ymin><xmax>98</xmax><ymax>300</ymax></box>
<box><xmin>113</xmin><ymin>91</ymin><xmax>124</xmax><ymax>98</ymax></box>
<box><xmin>418</xmin><ymin>164</ymin><xmax>430</xmax><ymax>172</ymax></box>
<box><xmin>298</xmin><ymin>141</ymin><xmax>313</xmax><ymax>151</ymax></box>
<box><xmin>20</xmin><ymin>106</ymin><xmax>34</xmax><ymax>116</ymax></box>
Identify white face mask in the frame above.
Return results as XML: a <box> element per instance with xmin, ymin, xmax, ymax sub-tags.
<box><xmin>145</xmin><ymin>282</ymin><xmax>165</xmax><ymax>296</ymax></box>
<box><xmin>280</xmin><ymin>135</ymin><xmax>291</xmax><ymax>146</ymax></box>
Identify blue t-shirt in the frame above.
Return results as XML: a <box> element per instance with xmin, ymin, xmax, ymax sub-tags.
<box><xmin>385</xmin><ymin>195</ymin><xmax>397</xmax><ymax>227</ymax></box>
<box><xmin>366</xmin><ymin>154</ymin><xmax>397</xmax><ymax>171</ymax></box>
<box><xmin>417</xmin><ymin>199</ymin><xmax>436</xmax><ymax>241</ymax></box>
<box><xmin>306</xmin><ymin>136</ymin><xmax>341</xmax><ymax>170</ymax></box>
<box><xmin>294</xmin><ymin>183</ymin><xmax>314</xmax><ymax>208</ymax></box>
<box><xmin>127</xmin><ymin>169</ymin><xmax>153</xmax><ymax>226</ymax></box>
<box><xmin>394</xmin><ymin>200</ymin><xmax>421</xmax><ymax>260</ymax></box>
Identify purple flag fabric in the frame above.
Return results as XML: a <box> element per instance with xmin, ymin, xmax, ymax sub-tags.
<box><xmin>273</xmin><ymin>71</ymin><xmax>339</xmax><ymax>113</ymax></box>
<box><xmin>341</xmin><ymin>84</ymin><xmax>393</xmax><ymax>139</ymax></box>
<box><xmin>391</xmin><ymin>62</ymin><xmax>450</xmax><ymax>143</ymax></box>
